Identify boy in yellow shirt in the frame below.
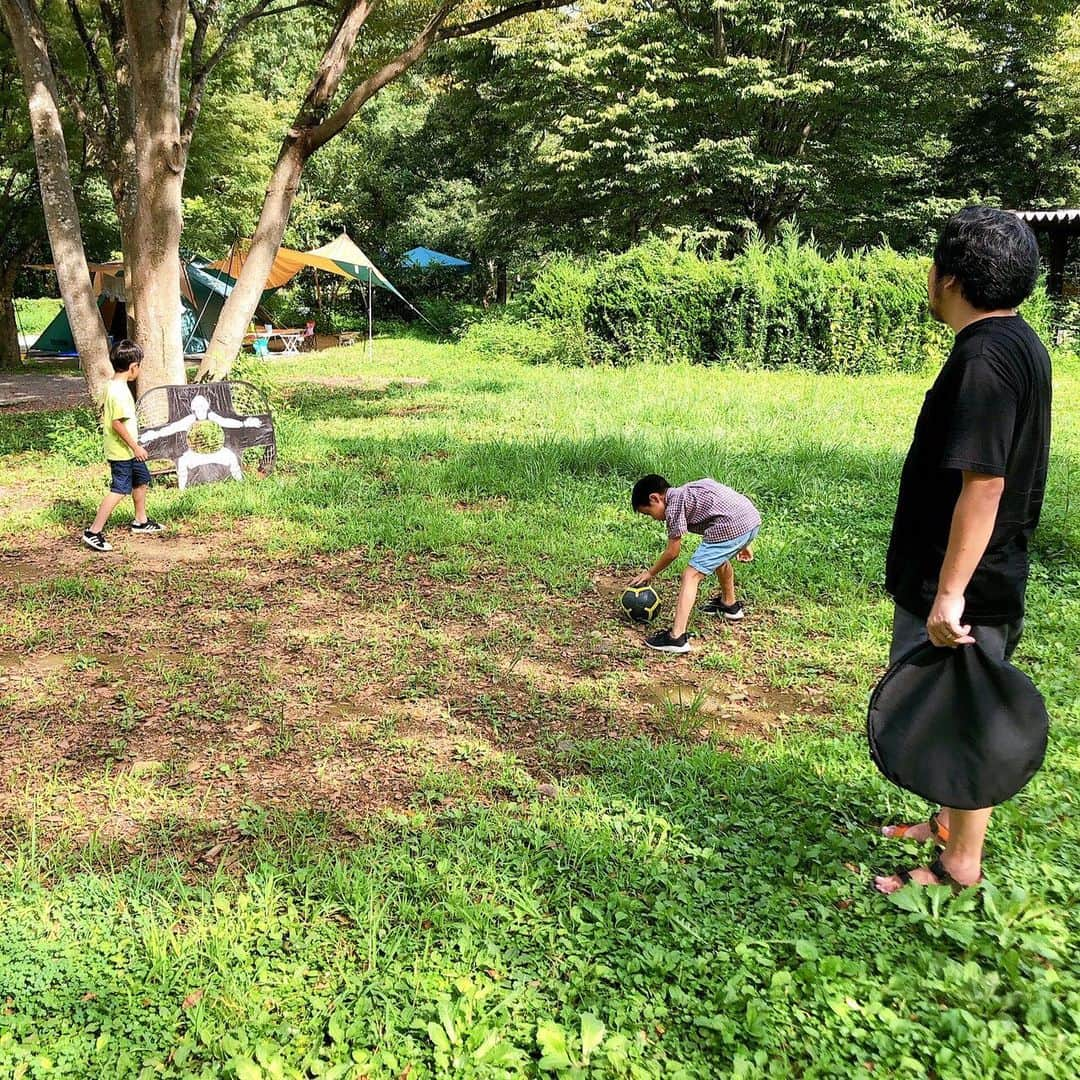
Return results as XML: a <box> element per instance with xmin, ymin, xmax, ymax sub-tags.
<box><xmin>82</xmin><ymin>340</ymin><xmax>163</xmax><ymax>552</ymax></box>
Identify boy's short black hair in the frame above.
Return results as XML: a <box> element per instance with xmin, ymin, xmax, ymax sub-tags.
<box><xmin>631</xmin><ymin>474</ymin><xmax>669</xmax><ymax>509</ymax></box>
<box><xmin>110</xmin><ymin>339</ymin><xmax>143</xmax><ymax>372</ymax></box>
<box><xmin>932</xmin><ymin>207</ymin><xmax>1041</xmax><ymax>311</ymax></box>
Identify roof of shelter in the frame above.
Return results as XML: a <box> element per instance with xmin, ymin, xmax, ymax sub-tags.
<box><xmin>207</xmin><ymin>233</ymin><xmax>401</xmax><ymax>296</ymax></box>
<box><xmin>402</xmin><ymin>246</ymin><xmax>471</xmax><ymax>270</ymax></box>
<box><xmin>1014</xmin><ymin>209</ymin><xmax>1080</xmax><ymax>228</ymax></box>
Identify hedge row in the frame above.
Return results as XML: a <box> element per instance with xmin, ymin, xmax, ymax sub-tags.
<box><xmin>508</xmin><ymin>234</ymin><xmax>1053</xmax><ymax>373</ymax></box>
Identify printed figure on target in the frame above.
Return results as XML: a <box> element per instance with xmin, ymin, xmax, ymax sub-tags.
<box><xmin>136</xmin><ymin>382</ymin><xmax>276</xmax><ymax>490</ymax></box>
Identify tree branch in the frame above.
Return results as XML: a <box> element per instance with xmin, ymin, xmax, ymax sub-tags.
<box><xmin>306</xmin><ymin>0</ymin><xmax>458</xmax><ymax>153</ymax></box>
<box><xmin>436</xmin><ymin>0</ymin><xmax>566</xmax><ymax>40</ymax></box>
<box><xmin>45</xmin><ymin>39</ymin><xmax>113</xmax><ymax>169</ymax></box>
<box><xmin>181</xmin><ymin>0</ymin><xmax>325</xmax><ymax>142</ymax></box>
<box><xmin>65</xmin><ymin>0</ymin><xmax>113</xmax><ymax>126</ymax></box>
<box><xmin>187</xmin><ymin>0</ymin><xmax>222</xmax><ymax>81</ymax></box>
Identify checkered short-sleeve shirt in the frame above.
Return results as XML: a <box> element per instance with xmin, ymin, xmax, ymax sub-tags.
<box><xmin>664</xmin><ymin>479</ymin><xmax>761</xmax><ymax>544</ymax></box>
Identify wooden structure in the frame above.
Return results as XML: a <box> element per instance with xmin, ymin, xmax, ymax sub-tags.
<box><xmin>1014</xmin><ymin>209</ymin><xmax>1080</xmax><ymax>297</ymax></box>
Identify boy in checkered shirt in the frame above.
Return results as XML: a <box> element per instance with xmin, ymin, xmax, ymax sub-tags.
<box><xmin>629</xmin><ymin>474</ymin><xmax>761</xmax><ymax>654</ymax></box>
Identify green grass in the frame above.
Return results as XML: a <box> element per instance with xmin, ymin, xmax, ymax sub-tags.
<box><xmin>0</xmin><ymin>335</ymin><xmax>1078</xmax><ymax>1078</ymax></box>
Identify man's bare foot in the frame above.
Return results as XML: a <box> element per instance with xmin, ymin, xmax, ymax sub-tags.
<box><xmin>880</xmin><ymin>821</ymin><xmax>933</xmax><ymax>842</ymax></box>
<box><xmin>874</xmin><ymin>854</ymin><xmax>982</xmax><ymax>895</ymax></box>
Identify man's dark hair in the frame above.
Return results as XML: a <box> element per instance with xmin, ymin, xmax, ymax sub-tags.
<box><xmin>110</xmin><ymin>339</ymin><xmax>143</xmax><ymax>372</ymax></box>
<box><xmin>932</xmin><ymin>207</ymin><xmax>1041</xmax><ymax>311</ymax></box>
<box><xmin>631</xmin><ymin>474</ymin><xmax>669</xmax><ymax>509</ymax></box>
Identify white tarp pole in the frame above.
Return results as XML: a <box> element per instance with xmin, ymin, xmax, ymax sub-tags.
<box><xmin>367</xmin><ymin>274</ymin><xmax>373</xmax><ymax>360</ymax></box>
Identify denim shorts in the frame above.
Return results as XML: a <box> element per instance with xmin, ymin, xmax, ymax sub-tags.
<box><xmin>889</xmin><ymin>603</ymin><xmax>1023</xmax><ymax>666</ymax></box>
<box><xmin>688</xmin><ymin>527</ymin><xmax>759</xmax><ymax>575</ymax></box>
<box><xmin>108</xmin><ymin>458</ymin><xmax>152</xmax><ymax>495</ymax></box>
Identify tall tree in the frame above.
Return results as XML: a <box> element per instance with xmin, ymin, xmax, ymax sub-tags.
<box><xmin>198</xmin><ymin>1</ymin><xmax>568</xmax><ymax>376</ymax></box>
<box><xmin>0</xmin><ymin>0</ymin><xmax>114</xmax><ymax>394</ymax></box>
<box><xmin>0</xmin><ymin>25</ymin><xmax>41</xmax><ymax>369</ymax></box>
<box><xmin>1</xmin><ymin>0</ymin><xmax>569</xmax><ymax>398</ymax></box>
<box><xmin>1033</xmin><ymin>8</ymin><xmax>1080</xmax><ymax>205</ymax></box>
<box><xmin>397</xmin><ymin>0</ymin><xmax>1078</xmax><ymax>256</ymax></box>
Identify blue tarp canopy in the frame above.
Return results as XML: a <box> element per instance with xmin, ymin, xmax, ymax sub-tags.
<box><xmin>401</xmin><ymin>246</ymin><xmax>471</xmax><ymax>271</ymax></box>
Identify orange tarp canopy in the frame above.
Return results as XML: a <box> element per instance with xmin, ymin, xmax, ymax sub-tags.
<box><xmin>207</xmin><ymin>233</ymin><xmax>400</xmax><ymax>295</ymax></box>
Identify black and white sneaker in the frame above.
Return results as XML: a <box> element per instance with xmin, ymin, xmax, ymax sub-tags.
<box><xmin>81</xmin><ymin>529</ymin><xmax>113</xmax><ymax>552</ymax></box>
<box><xmin>645</xmin><ymin>629</ymin><xmax>691</xmax><ymax>654</ymax></box>
<box><xmin>130</xmin><ymin>519</ymin><xmax>164</xmax><ymax>534</ymax></box>
<box><xmin>702</xmin><ymin>598</ymin><xmax>745</xmax><ymax>621</ymax></box>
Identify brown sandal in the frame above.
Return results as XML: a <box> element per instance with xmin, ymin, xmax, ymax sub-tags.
<box><xmin>882</xmin><ymin>812</ymin><xmax>950</xmax><ymax>846</ymax></box>
<box><xmin>897</xmin><ymin>855</ymin><xmax>983</xmax><ymax>893</ymax></box>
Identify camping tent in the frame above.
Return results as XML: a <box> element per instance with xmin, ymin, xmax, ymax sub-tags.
<box><xmin>27</xmin><ymin>258</ymin><xmax>273</xmax><ymax>359</ymax></box>
<box><xmin>207</xmin><ymin>232</ymin><xmax>406</xmax><ymax>353</ymax></box>
<box><xmin>401</xmin><ymin>246</ymin><xmax>471</xmax><ymax>271</ymax></box>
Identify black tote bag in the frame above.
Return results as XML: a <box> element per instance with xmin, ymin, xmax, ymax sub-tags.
<box><xmin>867</xmin><ymin>642</ymin><xmax>1048</xmax><ymax>810</ymax></box>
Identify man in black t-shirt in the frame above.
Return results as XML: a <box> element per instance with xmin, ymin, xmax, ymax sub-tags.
<box><xmin>874</xmin><ymin>207</ymin><xmax>1051</xmax><ymax>895</ymax></box>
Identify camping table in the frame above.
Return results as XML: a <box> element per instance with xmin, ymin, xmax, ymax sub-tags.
<box><xmin>338</xmin><ymin>331</ymin><xmax>362</xmax><ymax>347</ymax></box>
<box><xmin>243</xmin><ymin>329</ymin><xmax>305</xmax><ymax>354</ymax></box>
<box><xmin>272</xmin><ymin>330</ymin><xmax>305</xmax><ymax>354</ymax></box>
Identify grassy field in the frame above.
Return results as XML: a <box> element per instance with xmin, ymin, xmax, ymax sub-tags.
<box><xmin>0</xmin><ymin>336</ymin><xmax>1078</xmax><ymax>1078</ymax></box>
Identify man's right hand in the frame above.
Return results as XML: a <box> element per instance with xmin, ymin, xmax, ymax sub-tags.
<box><xmin>133</xmin><ymin>445</ymin><xmax>149</xmax><ymax>462</ymax></box>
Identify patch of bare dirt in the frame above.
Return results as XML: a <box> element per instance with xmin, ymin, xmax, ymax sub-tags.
<box><xmin>0</xmin><ymin>370</ymin><xmax>88</xmax><ymax>413</ymax></box>
<box><xmin>0</xmin><ymin>548</ymin><xmax>834</xmax><ymax>861</ymax></box>
<box><xmin>0</xmin><ymin>531</ymin><xmax>262</xmax><ymax>585</ymax></box>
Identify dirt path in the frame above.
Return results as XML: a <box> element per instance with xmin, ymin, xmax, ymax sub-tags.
<box><xmin>0</xmin><ymin>369</ymin><xmax>88</xmax><ymax>412</ymax></box>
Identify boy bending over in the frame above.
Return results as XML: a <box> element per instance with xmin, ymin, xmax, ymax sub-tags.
<box><xmin>630</xmin><ymin>474</ymin><xmax>760</xmax><ymax>654</ymax></box>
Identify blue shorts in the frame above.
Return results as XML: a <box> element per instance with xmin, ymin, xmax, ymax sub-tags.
<box><xmin>108</xmin><ymin>458</ymin><xmax>152</xmax><ymax>495</ymax></box>
<box><xmin>689</xmin><ymin>527</ymin><xmax>759</xmax><ymax>575</ymax></box>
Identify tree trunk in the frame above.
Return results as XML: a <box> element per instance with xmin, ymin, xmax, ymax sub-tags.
<box><xmin>0</xmin><ymin>251</ymin><xmax>28</xmax><ymax>370</ymax></box>
<box><xmin>198</xmin><ymin>143</ymin><xmax>306</xmax><ymax>379</ymax></box>
<box><xmin>122</xmin><ymin>1</ymin><xmax>188</xmax><ymax>395</ymax></box>
<box><xmin>1</xmin><ymin>0</ymin><xmax>111</xmax><ymax>402</ymax></box>
<box><xmin>0</xmin><ymin>294</ymin><xmax>19</xmax><ymax>370</ymax></box>
<box><xmin>495</xmin><ymin>259</ymin><xmax>508</xmax><ymax>304</ymax></box>
<box><xmin>198</xmin><ymin>0</ymin><xmax>448</xmax><ymax>379</ymax></box>
<box><xmin>198</xmin><ymin>0</ymin><xmax>563</xmax><ymax>378</ymax></box>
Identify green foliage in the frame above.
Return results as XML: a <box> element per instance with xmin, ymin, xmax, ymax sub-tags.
<box><xmin>458</xmin><ymin>317</ymin><xmax>555</xmax><ymax>364</ymax></box>
<box><xmin>525</xmin><ymin>257</ymin><xmax>597</xmax><ymax>326</ymax></box>
<box><xmin>39</xmin><ymin>407</ymin><xmax>100</xmax><ymax>465</ymax></box>
<box><xmin>13</xmin><ymin>298</ymin><xmax>63</xmax><ymax>335</ymax></box>
<box><xmin>525</xmin><ymin>233</ymin><xmax>975</xmax><ymax>373</ymax></box>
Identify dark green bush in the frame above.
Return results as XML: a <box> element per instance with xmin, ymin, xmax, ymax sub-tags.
<box><xmin>522</xmin><ymin>233</ymin><xmax>1053</xmax><ymax>373</ymax></box>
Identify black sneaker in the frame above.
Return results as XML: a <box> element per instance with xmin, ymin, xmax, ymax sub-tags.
<box><xmin>645</xmin><ymin>629</ymin><xmax>691</xmax><ymax>654</ymax></box>
<box><xmin>81</xmin><ymin>529</ymin><xmax>113</xmax><ymax>552</ymax></box>
<box><xmin>130</xmin><ymin>519</ymin><xmax>164</xmax><ymax>534</ymax></box>
<box><xmin>702</xmin><ymin>598</ymin><xmax>745</xmax><ymax>621</ymax></box>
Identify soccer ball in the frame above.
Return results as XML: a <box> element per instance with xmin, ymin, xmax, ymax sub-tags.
<box><xmin>620</xmin><ymin>585</ymin><xmax>661</xmax><ymax>624</ymax></box>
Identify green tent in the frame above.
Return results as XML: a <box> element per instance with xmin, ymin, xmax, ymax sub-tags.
<box><xmin>28</xmin><ymin>258</ymin><xmax>269</xmax><ymax>358</ymax></box>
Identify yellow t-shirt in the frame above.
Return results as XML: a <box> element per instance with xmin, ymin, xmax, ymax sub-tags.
<box><xmin>102</xmin><ymin>378</ymin><xmax>137</xmax><ymax>461</ymax></box>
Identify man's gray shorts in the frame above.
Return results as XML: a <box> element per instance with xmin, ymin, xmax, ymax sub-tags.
<box><xmin>889</xmin><ymin>604</ymin><xmax>1024</xmax><ymax>667</ymax></box>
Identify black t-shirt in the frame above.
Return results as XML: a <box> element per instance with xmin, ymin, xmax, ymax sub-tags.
<box><xmin>886</xmin><ymin>315</ymin><xmax>1052</xmax><ymax>625</ymax></box>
